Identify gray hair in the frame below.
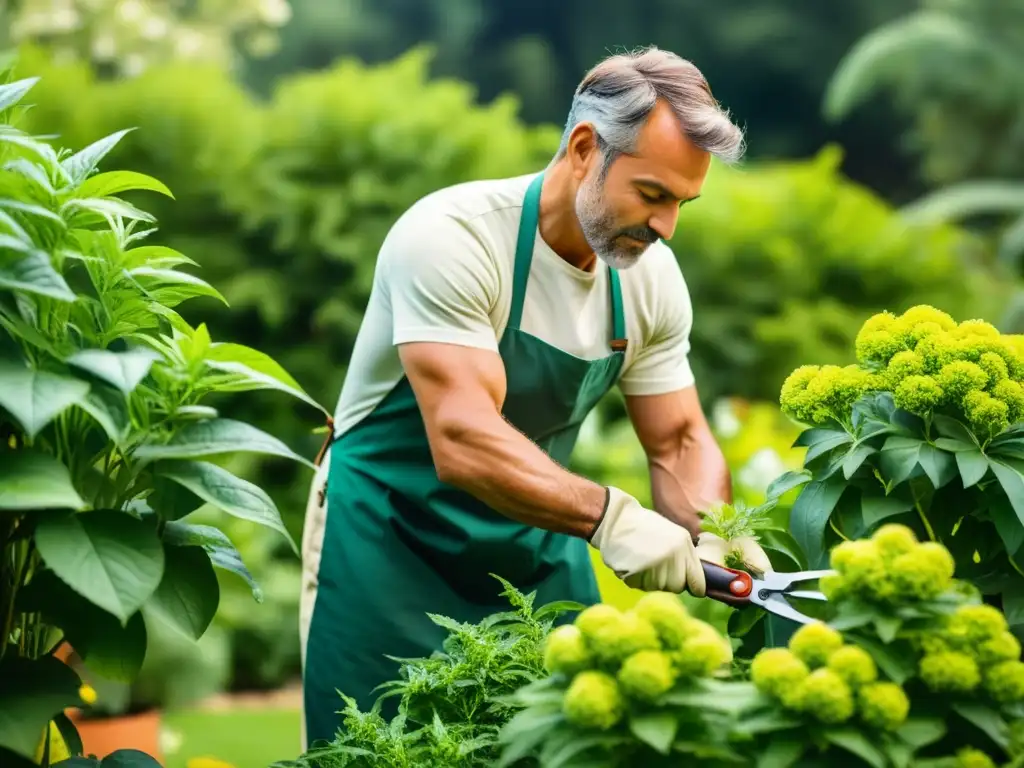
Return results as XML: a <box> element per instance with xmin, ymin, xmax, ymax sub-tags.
<box><xmin>556</xmin><ymin>46</ymin><xmax>746</xmax><ymax>171</ymax></box>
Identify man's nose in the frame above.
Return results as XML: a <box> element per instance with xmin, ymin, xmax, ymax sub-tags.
<box><xmin>649</xmin><ymin>206</ymin><xmax>679</xmax><ymax>241</ymax></box>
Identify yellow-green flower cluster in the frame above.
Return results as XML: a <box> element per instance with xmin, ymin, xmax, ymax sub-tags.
<box><xmin>916</xmin><ymin>603</ymin><xmax>1024</xmax><ymax>705</ymax></box>
<box><xmin>819</xmin><ymin>524</ymin><xmax>955</xmax><ymax>606</ymax></box>
<box><xmin>781</xmin><ymin>305</ymin><xmax>1024</xmax><ymax>436</ymax></box>
<box><xmin>750</xmin><ymin>622</ymin><xmax>909</xmax><ymax>730</ymax></box>
<box><xmin>550</xmin><ymin>593</ymin><xmax>733</xmax><ymax>730</ymax></box>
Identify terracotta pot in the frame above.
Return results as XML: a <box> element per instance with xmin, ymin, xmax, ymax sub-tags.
<box><xmin>67</xmin><ymin>708</ymin><xmax>164</xmax><ymax>764</ymax></box>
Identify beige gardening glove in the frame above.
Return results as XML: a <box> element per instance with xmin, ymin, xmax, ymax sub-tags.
<box><xmin>589</xmin><ymin>486</ymin><xmax>708</xmax><ymax>597</ymax></box>
<box><xmin>695</xmin><ymin>531</ymin><xmax>773</xmax><ymax>575</ymax></box>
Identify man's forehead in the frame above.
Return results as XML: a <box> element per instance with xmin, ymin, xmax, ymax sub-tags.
<box><xmin>623</xmin><ymin>102</ymin><xmax>711</xmax><ymax>200</ymax></box>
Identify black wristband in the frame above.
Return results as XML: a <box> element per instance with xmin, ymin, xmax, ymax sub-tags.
<box><xmin>586</xmin><ymin>487</ymin><xmax>612</xmax><ymax>543</ymax></box>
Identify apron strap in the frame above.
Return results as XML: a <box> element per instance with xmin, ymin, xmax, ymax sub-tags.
<box><xmin>507</xmin><ymin>173</ymin><xmax>544</xmax><ymax>332</ymax></box>
<box><xmin>608</xmin><ymin>268</ymin><xmax>628</xmax><ymax>353</ymax></box>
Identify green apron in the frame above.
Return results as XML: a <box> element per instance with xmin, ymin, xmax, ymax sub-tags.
<box><xmin>302</xmin><ymin>172</ymin><xmax>629</xmax><ymax>746</ymax></box>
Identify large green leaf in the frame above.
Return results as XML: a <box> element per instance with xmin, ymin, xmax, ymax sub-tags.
<box><xmin>0</xmin><ymin>655</ymin><xmax>83</xmax><ymax>759</ymax></box>
<box><xmin>765</xmin><ymin>470</ymin><xmax>812</xmax><ymax>500</ymax></box>
<box><xmin>162</xmin><ymin>521</ymin><xmax>263</xmax><ymax>602</ymax></box>
<box><xmin>956</xmin><ymin>449</ymin><xmax>989</xmax><ymax>488</ymax></box>
<box><xmin>795</xmin><ymin>428</ymin><xmax>853</xmax><ymax>464</ymax></box>
<box><xmin>988</xmin><ymin>458</ymin><xmax>1024</xmax><ymax>531</ymax></box>
<box><xmin>878</xmin><ymin>436</ymin><xmax>955</xmax><ymax>489</ymax></box>
<box><xmin>860</xmin><ymin>491</ymin><xmax>914</xmax><ymax>530</ymax></box>
<box><xmin>204</xmin><ymin>342</ymin><xmax>328</xmax><ymax>415</ymax></box>
<box><xmin>63</xmin><ymin>197</ymin><xmax>154</xmax><ymax>224</ymax></box>
<box><xmin>133</xmin><ymin>418</ymin><xmax>314</xmax><ymax>468</ymax></box>
<box><xmin>66</xmin><ymin>348</ymin><xmax>158</xmax><ymax>395</ymax></box>
<box><xmin>153</xmin><ymin>460</ymin><xmax>297</xmax><ymax>552</ymax></box>
<box><xmin>0</xmin><ymin>452</ymin><xmax>85</xmax><ymax>511</ymax></box>
<box><xmin>823</xmin><ymin>728</ymin><xmax>887</xmax><ymax>768</ymax></box>
<box><xmin>988</xmin><ymin>496</ymin><xmax>1024</xmax><ymax>560</ymax></box>
<box><xmin>78</xmin><ymin>384</ymin><xmax>131</xmax><ymax>444</ymax></box>
<box><xmin>628</xmin><ymin>711</ymin><xmax>677</xmax><ymax>754</ymax></box>
<box><xmin>28</xmin><ymin>570</ymin><xmax>147</xmax><ymax>683</ymax></box>
<box><xmin>61</xmin><ymin>128</ymin><xmax>135</xmax><ymax>185</ymax></box>
<box><xmin>789</xmin><ymin>475</ymin><xmax>848</xmax><ymax>568</ymax></box>
<box><xmin>145</xmin><ymin>543</ymin><xmax>220</xmax><ymax>640</ymax></box>
<box><xmin>0</xmin><ymin>77</ymin><xmax>39</xmax><ymax>112</ymax></box>
<box><xmin>932</xmin><ymin>414</ymin><xmax>978</xmax><ymax>445</ymax></box>
<box><xmin>34</xmin><ymin>509</ymin><xmax>165</xmax><ymax>623</ymax></box>
<box><xmin>74</xmin><ymin>171</ymin><xmax>174</xmax><ymax>200</ymax></box>
<box><xmin>0</xmin><ymin>361</ymin><xmax>90</xmax><ymax>438</ymax></box>
<box><xmin>951</xmin><ymin>703</ymin><xmax>1010</xmax><ymax>751</ymax></box>
<box><xmin>0</xmin><ymin>250</ymin><xmax>76</xmax><ymax>301</ymax></box>
<box><xmin>126</xmin><ymin>267</ymin><xmax>227</xmax><ymax>305</ymax></box>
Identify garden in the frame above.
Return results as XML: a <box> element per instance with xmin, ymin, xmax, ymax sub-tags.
<box><xmin>2</xmin><ymin>0</ymin><xmax>1024</xmax><ymax>766</ymax></box>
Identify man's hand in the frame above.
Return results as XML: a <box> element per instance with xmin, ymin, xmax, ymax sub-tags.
<box><xmin>589</xmin><ymin>487</ymin><xmax>708</xmax><ymax>596</ymax></box>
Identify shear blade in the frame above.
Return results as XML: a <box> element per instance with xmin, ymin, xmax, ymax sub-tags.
<box><xmin>753</xmin><ymin>593</ymin><xmax>818</xmax><ymax>624</ymax></box>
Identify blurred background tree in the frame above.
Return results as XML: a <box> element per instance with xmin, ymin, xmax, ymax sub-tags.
<box><xmin>4</xmin><ymin>2</ymin><xmax>1022</xmax><ymax>750</ymax></box>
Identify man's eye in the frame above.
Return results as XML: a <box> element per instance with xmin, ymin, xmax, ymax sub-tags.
<box><xmin>640</xmin><ymin>191</ymin><xmax>659</xmax><ymax>203</ymax></box>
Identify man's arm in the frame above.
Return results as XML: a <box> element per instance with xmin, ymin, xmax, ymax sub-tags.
<box><xmin>399</xmin><ymin>341</ymin><xmax>607</xmax><ymax>539</ymax></box>
<box><xmin>625</xmin><ymin>387</ymin><xmax>731</xmax><ymax>537</ymax></box>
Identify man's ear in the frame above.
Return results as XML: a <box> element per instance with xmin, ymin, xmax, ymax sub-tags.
<box><xmin>565</xmin><ymin>122</ymin><xmax>601</xmax><ymax>181</ymax></box>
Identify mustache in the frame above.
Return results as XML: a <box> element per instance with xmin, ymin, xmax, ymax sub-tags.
<box><xmin>616</xmin><ymin>227</ymin><xmax>659</xmax><ymax>244</ymax></box>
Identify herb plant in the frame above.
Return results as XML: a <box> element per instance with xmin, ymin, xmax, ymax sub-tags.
<box><xmin>775</xmin><ymin>305</ymin><xmax>1024</xmax><ymax>637</ymax></box>
<box><xmin>0</xmin><ymin>66</ymin><xmax>324</xmax><ymax>765</ymax></box>
<box><xmin>281</xmin><ymin>577</ymin><xmax>579</xmax><ymax>768</ymax></box>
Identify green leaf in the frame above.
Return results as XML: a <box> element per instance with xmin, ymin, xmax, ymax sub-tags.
<box><xmin>823</xmin><ymin>728</ymin><xmax>887</xmax><ymax>768</ymax></box>
<box><xmin>956</xmin><ymin>449</ymin><xmax>989</xmax><ymax>488</ymax></box>
<box><xmin>756</xmin><ymin>738</ymin><xmax>804</xmax><ymax>768</ymax></box>
<box><xmin>126</xmin><ymin>267</ymin><xmax>227</xmax><ymax>305</ymax></box>
<box><xmin>932</xmin><ymin>414</ymin><xmax>978</xmax><ymax>444</ymax></box>
<box><xmin>797</xmin><ymin>428</ymin><xmax>853</xmax><ymax>464</ymax></box>
<box><xmin>134</xmin><ymin>418</ymin><xmax>314</xmax><ymax>469</ymax></box>
<box><xmin>64</xmin><ymin>197</ymin><xmax>154</xmax><ymax>224</ymax></box>
<box><xmin>896</xmin><ymin>717</ymin><xmax>946</xmax><ymax>749</ymax></box>
<box><xmin>66</xmin><ymin>348</ymin><xmax>158</xmax><ymax>395</ymax></box>
<box><xmin>0</xmin><ymin>655</ymin><xmax>82</xmax><ymax>759</ymax></box>
<box><xmin>789</xmin><ymin>476</ymin><xmax>848</xmax><ymax>568</ymax></box>
<box><xmin>860</xmin><ymin>492</ymin><xmax>913</xmax><ymax>529</ymax></box>
<box><xmin>29</xmin><ymin>570</ymin><xmax>147</xmax><ymax>683</ymax></box>
<box><xmin>851</xmin><ymin>635</ymin><xmax>916</xmax><ymax>683</ymax></box>
<box><xmin>152</xmin><ymin>460</ymin><xmax>297</xmax><ymax>553</ymax></box>
<box><xmin>0</xmin><ymin>250</ymin><xmax>76</xmax><ymax>301</ymax></box>
<box><xmin>843</xmin><ymin>443</ymin><xmax>877</xmax><ymax>479</ymax></box>
<box><xmin>0</xmin><ymin>452</ymin><xmax>85</xmax><ymax>511</ymax></box>
<box><xmin>1004</xmin><ymin>588</ymin><xmax>1024</xmax><ymax>632</ymax></box>
<box><xmin>0</xmin><ymin>77</ymin><xmax>39</xmax><ymax>112</ymax></box>
<box><xmin>918</xmin><ymin>443</ymin><xmax>957</xmax><ymax>488</ymax></box>
<box><xmin>78</xmin><ymin>384</ymin><xmax>130</xmax><ymax>444</ymax></box>
<box><xmin>0</xmin><ymin>361</ymin><xmax>90</xmax><ymax>438</ymax></box>
<box><xmin>989</xmin><ymin>496</ymin><xmax>1024</xmax><ymax>559</ymax></box>
<box><xmin>145</xmin><ymin>543</ymin><xmax>220</xmax><ymax>640</ymax></box>
<box><xmin>760</xmin><ymin>528</ymin><xmax>807</xmax><ymax>570</ymax></box>
<box><xmin>162</xmin><ymin>521</ymin><xmax>263</xmax><ymax>602</ymax></box>
<box><xmin>121</xmin><ymin>245</ymin><xmax>198</xmax><ymax>271</ymax></box>
<box><xmin>34</xmin><ymin>509</ymin><xmax>165</xmax><ymax>623</ymax></box>
<box><xmin>75</xmin><ymin>171</ymin><xmax>173</xmax><ymax>200</ymax></box>
<box><xmin>952</xmin><ymin>703</ymin><xmax>1010</xmax><ymax>750</ymax></box>
<box><xmin>61</xmin><ymin>128</ymin><xmax>135</xmax><ymax>184</ymax></box>
<box><xmin>879</xmin><ymin>435</ymin><xmax>925</xmax><ymax>486</ymax></box>
<box><xmin>204</xmin><ymin>342</ymin><xmax>328</xmax><ymax>416</ymax></box>
<box><xmin>53</xmin><ymin>712</ymin><xmax>83</xmax><ymax>758</ymax></box>
<box><xmin>765</xmin><ymin>470</ymin><xmax>812</xmax><ymax>500</ymax></box>
<box><xmin>628</xmin><ymin>711</ymin><xmax>677</xmax><ymax>754</ymax></box>
<box><xmin>874</xmin><ymin>615</ymin><xmax>900</xmax><ymax>643</ymax></box>
<box><xmin>988</xmin><ymin>458</ymin><xmax>1024</xmax><ymax>531</ymax></box>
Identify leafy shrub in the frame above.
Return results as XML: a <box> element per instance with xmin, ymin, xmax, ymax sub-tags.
<box><xmin>0</xmin><ymin>64</ymin><xmax>323</xmax><ymax>764</ymax></box>
<box><xmin>278</xmin><ymin>577</ymin><xmax>579</xmax><ymax>768</ymax></box>
<box><xmin>776</xmin><ymin>304</ymin><xmax>1024</xmax><ymax>639</ymax></box>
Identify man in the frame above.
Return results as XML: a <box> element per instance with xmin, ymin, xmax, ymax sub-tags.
<box><xmin>299</xmin><ymin>45</ymin><xmax>771</xmax><ymax>747</ymax></box>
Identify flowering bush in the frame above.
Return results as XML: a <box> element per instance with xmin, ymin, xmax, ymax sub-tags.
<box><xmin>775</xmin><ymin>305</ymin><xmax>1024</xmax><ymax>638</ymax></box>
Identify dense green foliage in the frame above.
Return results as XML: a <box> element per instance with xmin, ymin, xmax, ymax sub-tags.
<box><xmin>0</xmin><ymin>67</ymin><xmax>320</xmax><ymax>764</ymax></box>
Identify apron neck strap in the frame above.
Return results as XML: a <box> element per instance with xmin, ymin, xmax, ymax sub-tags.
<box><xmin>508</xmin><ymin>173</ymin><xmax>628</xmax><ymax>352</ymax></box>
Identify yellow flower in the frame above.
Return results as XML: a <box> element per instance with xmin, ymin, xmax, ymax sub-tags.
<box><xmin>78</xmin><ymin>684</ymin><xmax>97</xmax><ymax>705</ymax></box>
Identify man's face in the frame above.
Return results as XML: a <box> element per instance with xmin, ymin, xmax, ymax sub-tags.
<box><xmin>574</xmin><ymin>100</ymin><xmax>712</xmax><ymax>270</ymax></box>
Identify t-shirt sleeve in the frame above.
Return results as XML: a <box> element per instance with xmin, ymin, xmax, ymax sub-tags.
<box><xmin>379</xmin><ymin>207</ymin><xmax>500</xmax><ymax>352</ymax></box>
<box><xmin>617</xmin><ymin>249</ymin><xmax>696</xmax><ymax>396</ymax></box>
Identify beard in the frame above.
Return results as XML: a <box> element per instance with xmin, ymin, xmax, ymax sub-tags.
<box><xmin>575</xmin><ymin>172</ymin><xmax>658</xmax><ymax>271</ymax></box>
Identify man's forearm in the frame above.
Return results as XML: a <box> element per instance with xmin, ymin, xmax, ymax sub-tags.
<box><xmin>648</xmin><ymin>425</ymin><xmax>732</xmax><ymax>537</ymax></box>
<box><xmin>431</xmin><ymin>410</ymin><xmax>608</xmax><ymax>539</ymax></box>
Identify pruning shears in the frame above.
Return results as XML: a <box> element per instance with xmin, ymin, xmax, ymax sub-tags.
<box><xmin>701</xmin><ymin>561</ymin><xmax>833</xmax><ymax>624</ymax></box>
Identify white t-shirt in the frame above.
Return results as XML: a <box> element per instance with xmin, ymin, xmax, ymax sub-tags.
<box><xmin>332</xmin><ymin>172</ymin><xmax>696</xmax><ymax>437</ymax></box>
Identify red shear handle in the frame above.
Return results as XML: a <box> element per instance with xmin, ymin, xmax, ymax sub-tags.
<box><xmin>701</xmin><ymin>560</ymin><xmax>754</xmax><ymax>607</ymax></box>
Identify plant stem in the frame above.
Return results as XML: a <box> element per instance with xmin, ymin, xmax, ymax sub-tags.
<box><xmin>914</xmin><ymin>500</ymin><xmax>937</xmax><ymax>542</ymax></box>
